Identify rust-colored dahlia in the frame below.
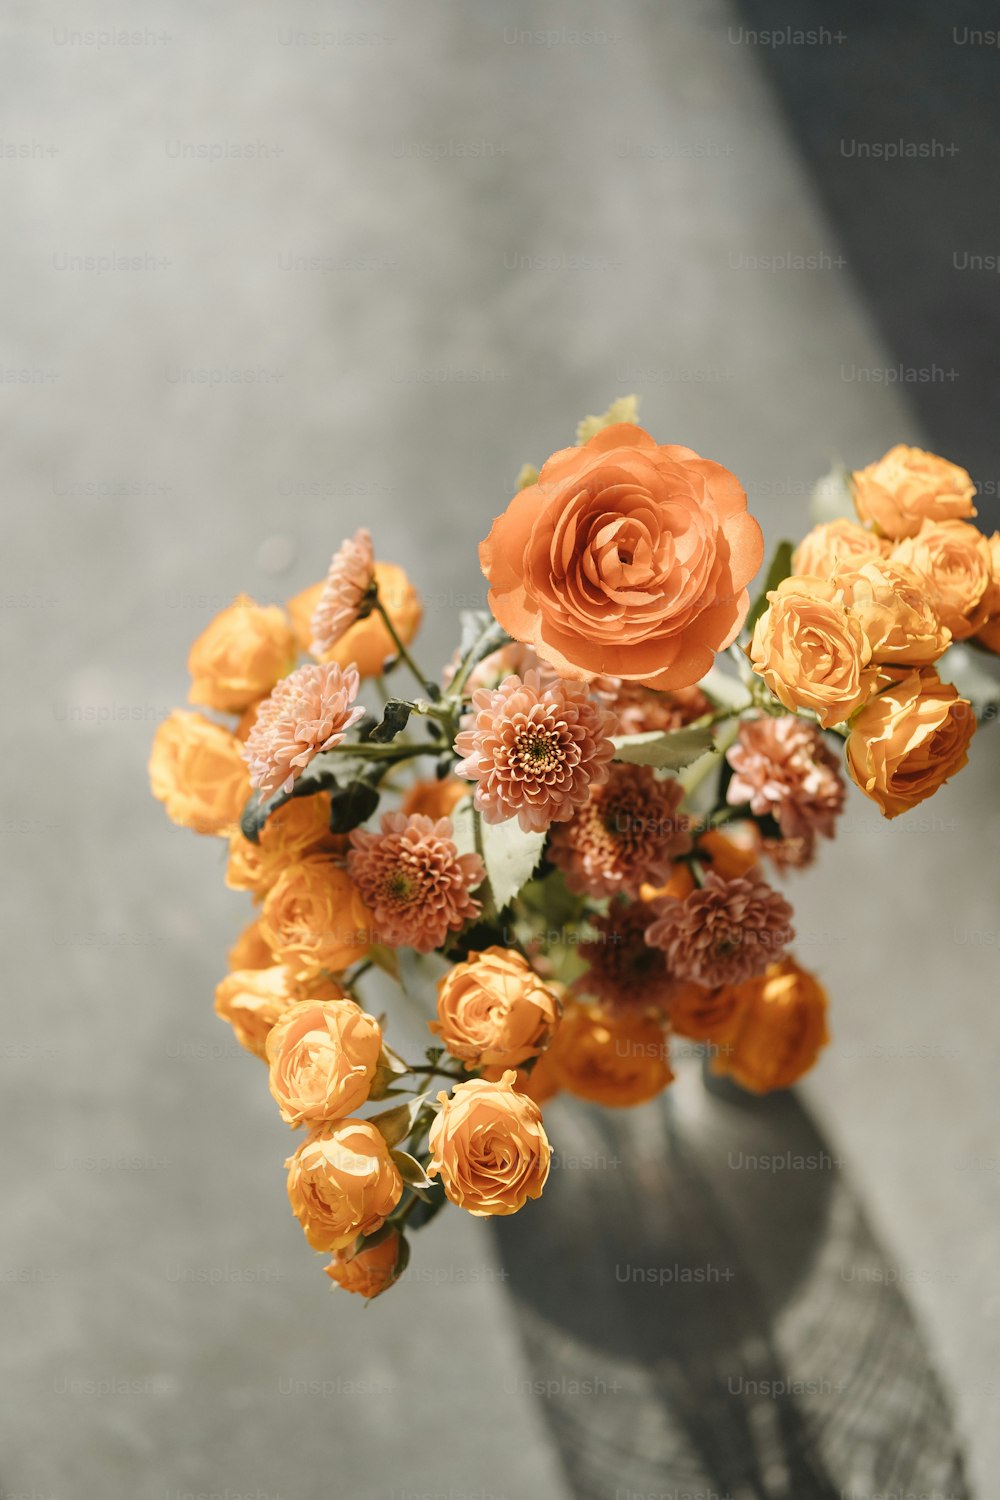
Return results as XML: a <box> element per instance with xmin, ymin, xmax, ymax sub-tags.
<box><xmin>576</xmin><ymin>899</ymin><xmax>679</xmax><ymax>1013</ymax></box>
<box><xmin>347</xmin><ymin>813</ymin><xmax>485</xmax><ymax>954</ymax></box>
<box><xmin>309</xmin><ymin>529</ymin><xmax>375</xmax><ymax>656</ymax></box>
<box><xmin>547</xmin><ymin>763</ymin><xmax>692</xmax><ymax>898</ymax></box>
<box><xmin>645</xmin><ymin>871</ymin><xmax>794</xmax><ymax>988</ymax></box>
<box><xmin>454</xmin><ymin>671</ymin><xmax>617</xmax><ymax>833</ymax></box>
<box><xmin>243</xmin><ymin>662</ymin><xmax>365</xmax><ymax>800</ymax></box>
<box><xmin>609</xmin><ymin>681</ymin><xmax>711</xmax><ymax>736</ymax></box>
<box><xmin>726</xmin><ymin>716</ymin><xmax>845</xmax><ymax>844</ymax></box>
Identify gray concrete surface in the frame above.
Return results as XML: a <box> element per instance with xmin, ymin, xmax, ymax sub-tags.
<box><xmin>2</xmin><ymin>0</ymin><xmax>998</xmax><ymax>1495</ymax></box>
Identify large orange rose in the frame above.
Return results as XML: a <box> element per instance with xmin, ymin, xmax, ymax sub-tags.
<box><xmin>288</xmin><ymin>563</ymin><xmax>422</xmax><ymax>678</ymax></box>
<box><xmin>892</xmin><ymin>520</ymin><xmax>993</xmax><ymax>641</ymax></box>
<box><xmin>286</xmin><ymin>1121</ymin><xmax>403</xmax><ymax>1252</ymax></box>
<box><xmin>148</xmin><ymin>710</ymin><xmax>250</xmax><ymax>835</ymax></box>
<box><xmin>541</xmin><ymin>1002</ymin><xmax>673</xmax><ymax>1108</ymax></box>
<box><xmin>852</xmin><ymin>444</ymin><xmax>976</xmax><ymax>540</ymax></box>
<box><xmin>480</xmin><ymin>424</ymin><xmax>763</xmax><ymax>689</ymax></box>
<box><xmin>260</xmin><ymin>856</ymin><xmax>374</xmax><ymax>979</ymax></box>
<box><xmin>187</xmin><ymin>595</ymin><xmax>296</xmax><ymax>713</ymax></box>
<box><xmin>711</xmin><ymin>958</ymin><xmax>829</xmax><ymax>1093</ymax></box>
<box><xmin>214</xmin><ymin>965</ymin><xmax>347</xmax><ymax>1060</ymax></box>
<box><xmin>427</xmin><ymin>1072</ymin><xmax>550</xmax><ymax>1216</ymax></box>
<box><xmin>846</xmin><ymin>667</ymin><xmax>975</xmax><ymax>818</ymax></box>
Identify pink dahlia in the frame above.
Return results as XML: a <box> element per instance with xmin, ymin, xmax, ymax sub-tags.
<box><xmin>454</xmin><ymin>671</ymin><xmax>617</xmax><ymax>833</ymax></box>
<box><xmin>609</xmin><ymin>681</ymin><xmax>711</xmax><ymax>736</ymax></box>
<box><xmin>547</xmin><ymin>763</ymin><xmax>692</xmax><ymax>898</ymax></box>
<box><xmin>726</xmin><ymin>717</ymin><xmax>845</xmax><ymax>843</ymax></box>
<box><xmin>310</xmin><ymin>529</ymin><xmax>375</xmax><ymax>656</ymax></box>
<box><xmin>244</xmin><ymin>662</ymin><xmax>364</xmax><ymax>799</ymax></box>
<box><xmin>347</xmin><ymin>813</ymin><xmax>485</xmax><ymax>954</ymax></box>
<box><xmin>645</xmin><ymin>872</ymin><xmax>794</xmax><ymax>988</ymax></box>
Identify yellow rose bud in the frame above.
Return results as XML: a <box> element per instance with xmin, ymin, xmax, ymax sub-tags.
<box><xmin>852</xmin><ymin>444</ymin><xmax>976</xmax><ymax>540</ymax></box>
<box><xmin>841</xmin><ymin>559</ymin><xmax>951</xmax><ymax>665</ymax></box>
<box><xmin>430</xmin><ymin>948</ymin><xmax>561</xmax><ymax>1070</ymax></box>
<box><xmin>260</xmin><ymin>856</ymin><xmax>374</xmax><ymax>979</ymax></box>
<box><xmin>266</xmin><ymin>999</ymin><xmax>382</xmax><ymax>1127</ymax></box>
<box><xmin>188</xmin><ymin>594</ymin><xmax>296</xmax><ymax>713</ymax></box>
<box><xmin>286</xmin><ymin>1121</ymin><xmax>403</xmax><ymax>1253</ymax></box>
<box><xmin>324</xmin><ymin>1227</ymin><xmax>405</xmax><ymax>1299</ymax></box>
<box><xmin>214</xmin><ymin>965</ymin><xmax>347</xmax><ymax>1060</ymax></box>
<box><xmin>427</xmin><ymin>1072</ymin><xmax>551</xmax><ymax>1216</ymax></box>
<box><xmin>226</xmin><ymin>794</ymin><xmax>342</xmax><ymax>901</ymax></box>
<box><xmin>846</xmin><ymin>667</ymin><xmax>976</xmax><ymax>819</ymax></box>
<box><xmin>792</xmin><ymin>519</ymin><xmax>888</xmax><ymax>578</ymax></box>
<box><xmin>288</xmin><ymin>562</ymin><xmax>422</xmax><ymax>678</ymax></box>
<box><xmin>541</xmin><ymin>1002</ymin><xmax>673</xmax><ymax>1109</ymax></box>
<box><xmin>149</xmin><ymin>710</ymin><xmax>250</xmax><ymax>835</ymax></box>
<box><xmin>749</xmin><ymin>576</ymin><xmax>877</xmax><ymax>727</ymax></box>
<box><xmin>893</xmin><ymin>519</ymin><xmax>993</xmax><ymax>641</ymax></box>
<box><xmin>226</xmin><ymin>917</ymin><xmax>274</xmax><ymax>973</ymax></box>
<box><xmin>710</xmin><ymin>957</ymin><xmax>829</xmax><ymax>1093</ymax></box>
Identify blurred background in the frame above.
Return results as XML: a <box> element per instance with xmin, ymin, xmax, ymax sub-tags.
<box><xmin>2</xmin><ymin>1</ymin><xmax>998</xmax><ymax>1496</ymax></box>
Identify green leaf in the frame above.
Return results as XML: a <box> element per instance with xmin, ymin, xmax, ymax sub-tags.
<box><xmin>449</xmin><ymin>614</ymin><xmax>510</xmax><ymax>696</ymax></box>
<box><xmin>448</xmin><ymin>795</ymin><xmax>477</xmax><ymax>860</ymax></box>
<box><xmin>744</xmin><ymin>538</ymin><xmax>794</xmax><ymax>638</ymax></box>
<box><xmin>480</xmin><ymin>817</ymin><xmax>548</xmax><ymax>909</ymax></box>
<box><xmin>611</xmin><ymin>724</ymin><xmax>716</xmax><ymax>771</ymax></box>
<box><xmin>367</xmin><ymin>944</ymin><xmax>402</xmax><ymax>983</ymax></box>
<box><xmin>368</xmin><ymin>1095</ymin><xmax>430</xmax><ymax>1149</ymax></box>
<box><xmin>366</xmin><ymin>698</ymin><xmax>413</xmax><ymax>743</ymax></box>
<box><xmin>368</xmin><ymin>1042</ymin><xmax>410</xmax><ymax>1101</ymax></box>
<box><xmin>328</xmin><ymin>776</ymin><xmax>380</xmax><ymax>834</ymax></box>
<box><xmin>390</xmin><ymin>1150</ymin><xmax>434</xmax><ymax>1192</ymax></box>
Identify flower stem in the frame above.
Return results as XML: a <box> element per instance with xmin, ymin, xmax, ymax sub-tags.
<box><xmin>374</xmin><ymin>598</ymin><xmax>434</xmax><ymax>697</ymax></box>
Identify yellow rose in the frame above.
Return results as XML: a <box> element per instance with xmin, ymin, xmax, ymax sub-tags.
<box><xmin>975</xmin><ymin>532</ymin><xmax>1000</xmax><ymax>652</ymax></box>
<box><xmin>668</xmin><ymin>983</ymin><xmax>747</xmax><ymax>1046</ymax></box>
<box><xmin>430</xmin><ymin>948</ymin><xmax>561</xmax><ymax>1069</ymax></box>
<box><xmin>324</xmin><ymin>1227</ymin><xmax>405</xmax><ymax>1299</ymax></box>
<box><xmin>188</xmin><ymin>595</ymin><xmax>296</xmax><ymax>713</ymax></box>
<box><xmin>846</xmin><ymin>668</ymin><xmax>975</xmax><ymax>818</ymax></box>
<box><xmin>149</xmin><ymin>710</ymin><xmax>250</xmax><ymax>835</ymax></box>
<box><xmin>286</xmin><ymin>1121</ymin><xmax>403</xmax><ymax>1252</ymax></box>
<box><xmin>226</xmin><ymin>794</ymin><xmax>342</xmax><ymax>900</ymax></box>
<box><xmin>792</xmin><ymin>519</ymin><xmax>888</xmax><ymax>577</ymax></box>
<box><xmin>841</xmin><ymin>558</ymin><xmax>951</xmax><ymax>665</ymax></box>
<box><xmin>893</xmin><ymin>520</ymin><xmax>993</xmax><ymax>641</ymax></box>
<box><xmin>541</xmin><ymin>1002</ymin><xmax>673</xmax><ymax>1108</ymax></box>
<box><xmin>261</xmin><ymin>856</ymin><xmax>374</xmax><ymax>980</ymax></box>
<box><xmin>214</xmin><ymin>965</ymin><xmax>346</xmax><ymax>1060</ymax></box>
<box><xmin>428</xmin><ymin>1072</ymin><xmax>551</xmax><ymax>1216</ymax></box>
<box><xmin>749</xmin><ymin>576</ymin><xmax>877</xmax><ymax>727</ymax></box>
<box><xmin>711</xmin><ymin>957</ymin><xmax>829</xmax><ymax>1093</ymax></box>
<box><xmin>400</xmin><ymin>777</ymin><xmax>468</xmax><ymax>821</ymax></box>
<box><xmin>288</xmin><ymin>563</ymin><xmax>422</xmax><ymax>678</ymax></box>
<box><xmin>226</xmin><ymin>917</ymin><xmax>274</xmax><ymax>972</ymax></box>
<box><xmin>852</xmin><ymin>444</ymin><xmax>976</xmax><ymax>539</ymax></box>
<box><xmin>266</xmin><ymin>998</ymin><xmax>382</xmax><ymax>1127</ymax></box>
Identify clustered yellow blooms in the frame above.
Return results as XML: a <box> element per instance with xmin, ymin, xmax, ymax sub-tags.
<box><xmin>149</xmin><ymin>411</ymin><xmax>992</xmax><ymax>1303</ymax></box>
<box><xmin>750</xmin><ymin>444</ymin><xmax>991</xmax><ymax>818</ymax></box>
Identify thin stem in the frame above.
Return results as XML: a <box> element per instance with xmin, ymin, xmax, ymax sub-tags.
<box><xmin>374</xmin><ymin>598</ymin><xmax>433</xmax><ymax>697</ymax></box>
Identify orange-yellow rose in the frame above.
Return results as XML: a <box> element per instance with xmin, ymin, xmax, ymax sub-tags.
<box><xmin>149</xmin><ymin>710</ymin><xmax>250</xmax><ymax>835</ymax></box>
<box><xmin>187</xmin><ymin>595</ymin><xmax>296</xmax><ymax>713</ymax></box>
<box><xmin>846</xmin><ymin>667</ymin><xmax>975</xmax><ymax>818</ymax></box>
<box><xmin>852</xmin><ymin>444</ymin><xmax>976</xmax><ymax>540</ymax></box>
<box><xmin>541</xmin><ymin>1002</ymin><xmax>673</xmax><ymax>1108</ymax></box>
<box><xmin>324</xmin><ymin>1227</ymin><xmax>405</xmax><ymax>1298</ymax></box>
<box><xmin>400</xmin><ymin>777</ymin><xmax>468</xmax><ymax>821</ymax></box>
<box><xmin>261</xmin><ymin>856</ymin><xmax>374</xmax><ymax>979</ymax></box>
<box><xmin>214</xmin><ymin>965</ymin><xmax>346</xmax><ymax>1060</ymax></box>
<box><xmin>226</xmin><ymin>794</ymin><xmax>340</xmax><ymax>900</ymax></box>
<box><xmin>749</xmin><ymin>576</ymin><xmax>877</xmax><ymax>727</ymax></box>
<box><xmin>711</xmin><ymin>957</ymin><xmax>829</xmax><ymax>1093</ymax></box>
<box><xmin>841</xmin><ymin>559</ymin><xmax>951</xmax><ymax>665</ymax></box>
<box><xmin>893</xmin><ymin>520</ymin><xmax>993</xmax><ymax>641</ymax></box>
<box><xmin>427</xmin><ymin>1071</ymin><xmax>551</xmax><ymax>1216</ymax></box>
<box><xmin>227</xmin><ymin>917</ymin><xmax>274</xmax><ymax>972</ymax></box>
<box><xmin>975</xmin><ymin>531</ymin><xmax>1000</xmax><ymax>653</ymax></box>
<box><xmin>266</xmin><ymin>998</ymin><xmax>382</xmax><ymax>1127</ymax></box>
<box><xmin>288</xmin><ymin>562</ymin><xmax>422</xmax><ymax>678</ymax></box>
<box><xmin>793</xmin><ymin>519</ymin><xmax>889</xmax><ymax>578</ymax></box>
<box><xmin>286</xmin><ymin>1120</ymin><xmax>403</xmax><ymax>1252</ymax></box>
<box><xmin>669</xmin><ymin>983</ymin><xmax>747</xmax><ymax>1046</ymax></box>
<box><xmin>480</xmin><ymin>423</ymin><xmax>763</xmax><ymax>690</ymax></box>
<box><xmin>430</xmin><ymin>948</ymin><xmax>561</xmax><ymax>1069</ymax></box>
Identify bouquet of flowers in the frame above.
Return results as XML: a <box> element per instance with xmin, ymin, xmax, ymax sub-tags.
<box><xmin>150</xmin><ymin>399</ymin><xmax>995</xmax><ymax>1301</ymax></box>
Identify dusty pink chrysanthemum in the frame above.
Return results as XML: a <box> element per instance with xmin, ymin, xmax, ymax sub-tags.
<box><xmin>310</xmin><ymin>529</ymin><xmax>375</xmax><ymax>656</ymax></box>
<box><xmin>454</xmin><ymin>671</ymin><xmax>617</xmax><ymax>833</ymax></box>
<box><xmin>347</xmin><ymin>813</ymin><xmax>485</xmax><ymax>954</ymax></box>
<box><xmin>645</xmin><ymin>872</ymin><xmax>794</xmax><ymax>988</ymax></box>
<box><xmin>610</xmin><ymin>682</ymin><xmax>711</xmax><ymax>736</ymax></box>
<box><xmin>244</xmin><ymin>662</ymin><xmax>364</xmax><ymax>799</ymax></box>
<box><xmin>547</xmin><ymin>763</ymin><xmax>692</xmax><ymax>899</ymax></box>
<box><xmin>726</xmin><ymin>717</ymin><xmax>845</xmax><ymax>843</ymax></box>
<box><xmin>576</xmin><ymin>899</ymin><xmax>680</xmax><ymax>1014</ymax></box>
